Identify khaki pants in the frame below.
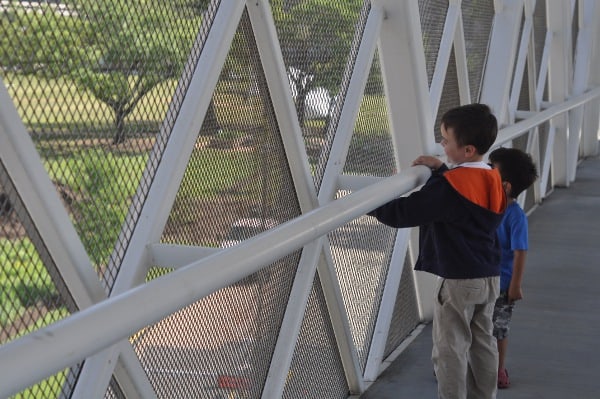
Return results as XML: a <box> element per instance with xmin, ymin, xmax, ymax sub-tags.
<box><xmin>432</xmin><ymin>277</ymin><xmax>500</xmax><ymax>399</ymax></box>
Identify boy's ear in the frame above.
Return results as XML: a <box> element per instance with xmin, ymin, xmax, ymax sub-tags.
<box><xmin>464</xmin><ymin>144</ymin><xmax>477</xmax><ymax>156</ymax></box>
<box><xmin>502</xmin><ymin>181</ymin><xmax>512</xmax><ymax>197</ymax></box>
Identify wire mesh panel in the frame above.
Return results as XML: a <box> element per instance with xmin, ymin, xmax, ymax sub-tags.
<box><xmin>162</xmin><ymin>9</ymin><xmax>300</xmax><ymax>249</ymax></box>
<box><xmin>135</xmin><ymin>253</ymin><xmax>302</xmax><ymax>398</ymax></box>
<box><xmin>533</xmin><ymin>0</ymin><xmax>547</xmax><ymax>87</ymax></box>
<box><xmin>531</xmin><ymin>1</ymin><xmax>551</xmax><ymax>201</ymax></box>
<box><xmin>514</xmin><ymin>10</ymin><xmax>534</xmax><ymax>113</ymax></box>
<box><xmin>461</xmin><ymin>0</ymin><xmax>494</xmax><ymax>103</ymax></box>
<box><xmin>1</xmin><ymin>0</ymin><xmax>227</xmax><ymax>396</ymax></box>
<box><xmin>0</xmin><ymin>0</ymin><xmax>219</xmax><ymax>293</ymax></box>
<box><xmin>517</xmin><ymin>75</ymin><xmax>533</xmax><ymax>113</ymax></box>
<box><xmin>343</xmin><ymin>51</ymin><xmax>396</xmax><ymax>177</ymax></box>
<box><xmin>332</xmin><ymin>46</ymin><xmax>410</xmax><ymax>370</ymax></box>
<box><xmin>434</xmin><ymin>49</ymin><xmax>462</xmax><ymax>140</ymax></box>
<box><xmin>127</xmin><ymin>8</ymin><xmax>303</xmax><ymax>398</ymax></box>
<box><xmin>2</xmin><ymin>0</ymin><xmax>588</xmax><ymax>397</ymax></box>
<box><xmin>384</xmin><ymin>254</ymin><xmax>420</xmax><ymax>358</ymax></box>
<box><xmin>419</xmin><ymin>0</ymin><xmax>449</xmax><ymax>86</ymax></box>
<box><xmin>271</xmin><ymin>0</ymin><xmax>368</xmax><ymax>189</ymax></box>
<box><xmin>105</xmin><ymin>381</ymin><xmax>126</xmax><ymax>399</ymax></box>
<box><xmin>507</xmin><ymin>0</ymin><xmax>546</xmax><ymax>215</ymax></box>
<box><xmin>419</xmin><ymin>0</ymin><xmax>459</xmax><ymax>140</ymax></box>
<box><xmin>0</xmin><ymin>161</ymin><xmax>80</xmax><ymax>397</ymax></box>
<box><xmin>283</xmin><ymin>272</ymin><xmax>349</xmax><ymax>399</ymax></box>
<box><xmin>329</xmin><ymin>212</ymin><xmax>397</xmax><ymax>371</ymax></box>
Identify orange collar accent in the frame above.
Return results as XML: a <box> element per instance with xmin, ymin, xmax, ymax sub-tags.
<box><xmin>443</xmin><ymin>168</ymin><xmax>506</xmax><ymax>213</ymax></box>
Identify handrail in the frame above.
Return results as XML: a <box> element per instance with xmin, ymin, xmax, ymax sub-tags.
<box><xmin>0</xmin><ymin>165</ymin><xmax>431</xmax><ymax>397</ymax></box>
<box><xmin>494</xmin><ymin>86</ymin><xmax>600</xmax><ymax>146</ymax></box>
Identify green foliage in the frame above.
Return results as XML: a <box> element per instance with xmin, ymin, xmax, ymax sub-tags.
<box><xmin>272</xmin><ymin>0</ymin><xmax>363</xmax><ymax>91</ymax></box>
<box><xmin>46</xmin><ymin>149</ymin><xmax>147</xmax><ymax>265</ymax></box>
<box><xmin>1</xmin><ymin>0</ymin><xmax>205</xmax><ymax>143</ymax></box>
<box><xmin>0</xmin><ymin>4</ymin><xmax>88</xmax><ymax>77</ymax></box>
<box><xmin>271</xmin><ymin>0</ymin><xmax>363</xmax><ymax>125</ymax></box>
<box><xmin>0</xmin><ymin>235</ymin><xmax>71</xmax><ymax>397</ymax></box>
<box><xmin>13</xmin><ymin>368</ymin><xmax>67</xmax><ymax>399</ymax></box>
<box><xmin>43</xmin><ymin>146</ymin><xmax>256</xmax><ymax>265</ymax></box>
<box><xmin>68</xmin><ymin>0</ymin><xmax>203</xmax><ymax>142</ymax></box>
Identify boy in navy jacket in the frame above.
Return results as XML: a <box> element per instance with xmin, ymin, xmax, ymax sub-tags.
<box><xmin>369</xmin><ymin>104</ymin><xmax>506</xmax><ymax>399</ymax></box>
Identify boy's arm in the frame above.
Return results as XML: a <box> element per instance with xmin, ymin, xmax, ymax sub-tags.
<box><xmin>508</xmin><ymin>249</ymin><xmax>526</xmax><ymax>302</ymax></box>
<box><xmin>367</xmin><ymin>164</ymin><xmax>454</xmax><ymax>228</ymax></box>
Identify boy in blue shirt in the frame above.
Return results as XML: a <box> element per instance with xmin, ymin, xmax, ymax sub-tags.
<box><xmin>488</xmin><ymin>147</ymin><xmax>538</xmax><ymax>389</ymax></box>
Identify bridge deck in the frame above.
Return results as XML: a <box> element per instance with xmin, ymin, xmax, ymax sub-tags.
<box><xmin>360</xmin><ymin>152</ymin><xmax>600</xmax><ymax>399</ymax></box>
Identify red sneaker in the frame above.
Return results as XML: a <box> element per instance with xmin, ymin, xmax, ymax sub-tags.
<box><xmin>498</xmin><ymin>368</ymin><xmax>510</xmax><ymax>389</ymax></box>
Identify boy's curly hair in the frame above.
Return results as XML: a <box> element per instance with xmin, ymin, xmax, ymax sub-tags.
<box><xmin>488</xmin><ymin>147</ymin><xmax>538</xmax><ymax>198</ymax></box>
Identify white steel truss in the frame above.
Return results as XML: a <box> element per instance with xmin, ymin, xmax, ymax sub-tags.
<box><xmin>0</xmin><ymin>0</ymin><xmax>599</xmax><ymax>397</ymax></box>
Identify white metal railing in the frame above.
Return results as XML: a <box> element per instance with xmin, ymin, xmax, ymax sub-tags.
<box><xmin>497</xmin><ymin>86</ymin><xmax>600</xmax><ymax>202</ymax></box>
<box><xmin>495</xmin><ymin>86</ymin><xmax>600</xmax><ymax>146</ymax></box>
<box><xmin>0</xmin><ymin>166</ymin><xmax>431</xmax><ymax>397</ymax></box>
<box><xmin>1</xmin><ymin>85</ymin><xmax>598</xmax><ymax>397</ymax></box>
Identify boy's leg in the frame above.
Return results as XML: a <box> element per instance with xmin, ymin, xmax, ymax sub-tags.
<box><xmin>492</xmin><ymin>292</ymin><xmax>514</xmax><ymax>389</ymax></box>
<box><xmin>493</xmin><ymin>292</ymin><xmax>514</xmax><ymax>372</ymax></box>
<box><xmin>497</xmin><ymin>338</ymin><xmax>508</xmax><ymax>371</ymax></box>
<box><xmin>466</xmin><ymin>277</ymin><xmax>499</xmax><ymax>399</ymax></box>
<box><xmin>432</xmin><ymin>279</ymin><xmax>476</xmax><ymax>399</ymax></box>
<box><xmin>496</xmin><ymin>338</ymin><xmax>510</xmax><ymax>388</ymax></box>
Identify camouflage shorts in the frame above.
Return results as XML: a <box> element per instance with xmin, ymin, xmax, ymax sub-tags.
<box><xmin>492</xmin><ymin>291</ymin><xmax>514</xmax><ymax>340</ymax></box>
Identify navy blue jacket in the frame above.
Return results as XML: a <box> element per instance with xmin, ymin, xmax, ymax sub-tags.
<box><xmin>368</xmin><ymin>164</ymin><xmax>506</xmax><ymax>279</ymax></box>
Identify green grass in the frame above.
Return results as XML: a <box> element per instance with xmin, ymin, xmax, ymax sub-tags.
<box><xmin>185</xmin><ymin>147</ymin><xmax>256</xmax><ymax>196</ymax></box>
<box><xmin>15</xmin><ymin>371</ymin><xmax>68</xmax><ymax>399</ymax></box>
<box><xmin>4</xmin><ymin>72</ymin><xmax>176</xmax><ymax>128</ymax></box>
<box><xmin>355</xmin><ymin>94</ymin><xmax>389</xmax><ymax>135</ymax></box>
<box><xmin>3</xmin><ymin>72</ymin><xmax>389</xmax><ymax>136</ymax></box>
<box><xmin>0</xmin><ymin>239</ymin><xmax>56</xmax><ymax>327</ymax></box>
<box><xmin>0</xmin><ymin>237</ymin><xmax>69</xmax><ymax>397</ymax></box>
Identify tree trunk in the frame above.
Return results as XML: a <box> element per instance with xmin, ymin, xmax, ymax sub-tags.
<box><xmin>296</xmin><ymin>87</ymin><xmax>308</xmax><ymax>128</ymax></box>
<box><xmin>113</xmin><ymin>107</ymin><xmax>127</xmax><ymax>144</ymax></box>
<box><xmin>199</xmin><ymin>98</ymin><xmax>221</xmax><ymax>136</ymax></box>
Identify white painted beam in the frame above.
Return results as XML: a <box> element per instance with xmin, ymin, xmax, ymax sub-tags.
<box><xmin>480</xmin><ymin>0</ymin><xmax>523</xmax><ymax>124</ymax></box>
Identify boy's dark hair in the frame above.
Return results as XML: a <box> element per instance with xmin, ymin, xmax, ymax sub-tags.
<box><xmin>441</xmin><ymin>103</ymin><xmax>498</xmax><ymax>155</ymax></box>
<box><xmin>488</xmin><ymin>147</ymin><xmax>538</xmax><ymax>198</ymax></box>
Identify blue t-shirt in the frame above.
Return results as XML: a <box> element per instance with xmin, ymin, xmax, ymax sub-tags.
<box><xmin>496</xmin><ymin>201</ymin><xmax>528</xmax><ymax>291</ymax></box>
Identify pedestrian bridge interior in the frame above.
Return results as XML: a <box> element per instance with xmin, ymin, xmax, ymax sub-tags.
<box><xmin>0</xmin><ymin>1</ymin><xmax>599</xmax><ymax>398</ymax></box>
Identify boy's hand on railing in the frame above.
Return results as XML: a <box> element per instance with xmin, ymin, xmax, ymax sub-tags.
<box><xmin>412</xmin><ymin>155</ymin><xmax>443</xmax><ymax>171</ymax></box>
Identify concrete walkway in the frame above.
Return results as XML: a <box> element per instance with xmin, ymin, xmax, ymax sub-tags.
<box><xmin>360</xmin><ymin>153</ymin><xmax>600</xmax><ymax>399</ymax></box>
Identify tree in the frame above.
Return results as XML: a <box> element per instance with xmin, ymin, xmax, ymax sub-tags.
<box><xmin>70</xmin><ymin>0</ymin><xmax>207</xmax><ymax>143</ymax></box>
<box><xmin>1</xmin><ymin>0</ymin><xmax>209</xmax><ymax>144</ymax></box>
<box><xmin>271</xmin><ymin>0</ymin><xmax>363</xmax><ymax>126</ymax></box>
